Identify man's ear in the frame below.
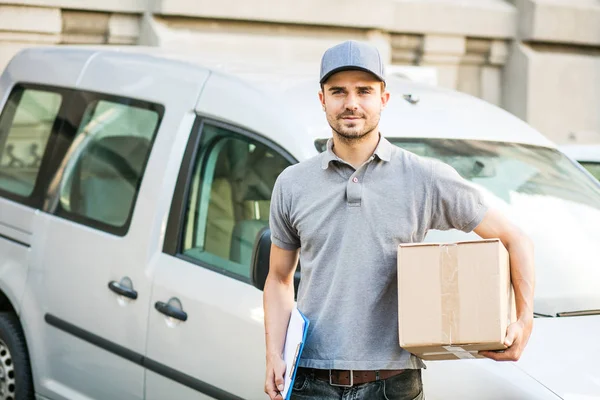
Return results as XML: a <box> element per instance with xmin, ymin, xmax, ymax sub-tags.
<box><xmin>381</xmin><ymin>90</ymin><xmax>390</xmax><ymax>108</ymax></box>
<box><xmin>318</xmin><ymin>90</ymin><xmax>326</xmax><ymax>110</ymax></box>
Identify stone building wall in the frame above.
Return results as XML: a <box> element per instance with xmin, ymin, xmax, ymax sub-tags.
<box><xmin>1</xmin><ymin>0</ymin><xmax>599</xmax><ymax>144</ymax></box>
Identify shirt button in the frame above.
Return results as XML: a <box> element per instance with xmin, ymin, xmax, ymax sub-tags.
<box><xmin>352</xmin><ymin>177</ymin><xmax>358</xmax><ymax>183</ymax></box>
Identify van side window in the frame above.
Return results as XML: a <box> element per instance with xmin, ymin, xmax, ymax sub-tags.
<box><xmin>0</xmin><ymin>87</ymin><xmax>62</xmax><ymax>197</ymax></box>
<box><xmin>55</xmin><ymin>99</ymin><xmax>162</xmax><ymax>235</ymax></box>
<box><xmin>181</xmin><ymin>124</ymin><xmax>291</xmax><ymax>279</ymax></box>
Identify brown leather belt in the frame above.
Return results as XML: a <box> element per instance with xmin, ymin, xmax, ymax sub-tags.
<box><xmin>301</xmin><ymin>367</ymin><xmax>405</xmax><ymax>387</ymax></box>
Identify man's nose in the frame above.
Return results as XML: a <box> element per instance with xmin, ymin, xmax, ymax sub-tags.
<box><xmin>344</xmin><ymin>93</ymin><xmax>359</xmax><ymax>110</ymax></box>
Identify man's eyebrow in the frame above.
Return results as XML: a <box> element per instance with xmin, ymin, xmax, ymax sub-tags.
<box><xmin>357</xmin><ymin>85</ymin><xmax>375</xmax><ymax>91</ymax></box>
<box><xmin>328</xmin><ymin>86</ymin><xmax>346</xmax><ymax>92</ymax></box>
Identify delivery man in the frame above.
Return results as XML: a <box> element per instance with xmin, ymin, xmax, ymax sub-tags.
<box><xmin>263</xmin><ymin>40</ymin><xmax>535</xmax><ymax>400</ymax></box>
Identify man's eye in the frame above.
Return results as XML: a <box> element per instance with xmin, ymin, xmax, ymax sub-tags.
<box><xmin>332</xmin><ymin>90</ymin><xmax>343</xmax><ymax>95</ymax></box>
<box><xmin>359</xmin><ymin>89</ymin><xmax>371</xmax><ymax>94</ymax></box>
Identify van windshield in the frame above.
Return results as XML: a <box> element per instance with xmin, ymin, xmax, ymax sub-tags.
<box><xmin>389</xmin><ymin>138</ymin><xmax>600</xmax><ymax>316</ymax></box>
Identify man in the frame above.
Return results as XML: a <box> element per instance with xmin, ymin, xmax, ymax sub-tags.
<box><xmin>263</xmin><ymin>40</ymin><xmax>535</xmax><ymax>400</ymax></box>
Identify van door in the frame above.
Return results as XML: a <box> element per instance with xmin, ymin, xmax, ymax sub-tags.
<box><xmin>144</xmin><ymin>120</ymin><xmax>294</xmax><ymax>399</ymax></box>
<box><xmin>24</xmin><ymin>91</ymin><xmax>164</xmax><ymax>400</ymax></box>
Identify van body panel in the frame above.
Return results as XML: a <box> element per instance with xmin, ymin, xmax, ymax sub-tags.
<box><xmin>145</xmin><ymin>253</ymin><xmax>266</xmax><ymax>400</ymax></box>
<box><xmin>195</xmin><ymin>71</ymin><xmax>313</xmax><ymax>163</ymax></box>
<box><xmin>75</xmin><ymin>51</ymin><xmax>210</xmax><ymax>107</ymax></box>
<box><xmin>0</xmin><ymin>198</ymin><xmax>35</xmax><ymax>245</ymax></box>
<box><xmin>0</xmin><ymin>234</ymin><xmax>30</xmax><ymax>316</ymax></box>
<box><xmin>1</xmin><ymin>48</ymin><xmax>93</xmax><ymax>90</ymax></box>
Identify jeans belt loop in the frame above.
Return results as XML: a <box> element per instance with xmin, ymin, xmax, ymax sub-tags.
<box><xmin>329</xmin><ymin>369</ymin><xmax>354</xmax><ymax>387</ymax></box>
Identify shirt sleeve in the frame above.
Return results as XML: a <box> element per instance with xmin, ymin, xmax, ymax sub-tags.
<box><xmin>269</xmin><ymin>172</ymin><xmax>300</xmax><ymax>250</ymax></box>
<box><xmin>429</xmin><ymin>160</ymin><xmax>488</xmax><ymax>232</ymax></box>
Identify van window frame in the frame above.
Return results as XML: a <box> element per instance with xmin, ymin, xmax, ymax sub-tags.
<box><xmin>163</xmin><ymin>115</ymin><xmax>297</xmax><ymax>283</ymax></box>
<box><xmin>47</xmin><ymin>90</ymin><xmax>165</xmax><ymax>237</ymax></box>
<box><xmin>0</xmin><ymin>83</ymin><xmax>72</xmax><ymax>208</ymax></box>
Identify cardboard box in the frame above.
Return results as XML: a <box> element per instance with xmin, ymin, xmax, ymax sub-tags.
<box><xmin>397</xmin><ymin>239</ymin><xmax>516</xmax><ymax>360</ymax></box>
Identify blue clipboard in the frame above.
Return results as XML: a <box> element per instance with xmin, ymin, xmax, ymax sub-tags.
<box><xmin>282</xmin><ymin>309</ymin><xmax>310</xmax><ymax>400</ymax></box>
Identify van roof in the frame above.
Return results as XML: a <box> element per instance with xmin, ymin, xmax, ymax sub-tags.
<box><xmin>7</xmin><ymin>46</ymin><xmax>557</xmax><ymax>149</ymax></box>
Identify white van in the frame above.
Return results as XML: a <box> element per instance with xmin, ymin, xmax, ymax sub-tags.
<box><xmin>0</xmin><ymin>46</ymin><xmax>599</xmax><ymax>400</ymax></box>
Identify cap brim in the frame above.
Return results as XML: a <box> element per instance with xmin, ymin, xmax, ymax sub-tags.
<box><xmin>320</xmin><ymin>66</ymin><xmax>385</xmax><ymax>85</ymax></box>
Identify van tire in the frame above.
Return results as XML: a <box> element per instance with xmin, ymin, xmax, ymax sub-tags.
<box><xmin>0</xmin><ymin>312</ymin><xmax>34</xmax><ymax>400</ymax></box>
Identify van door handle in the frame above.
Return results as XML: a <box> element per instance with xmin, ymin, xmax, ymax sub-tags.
<box><xmin>108</xmin><ymin>280</ymin><xmax>138</xmax><ymax>300</ymax></box>
<box><xmin>155</xmin><ymin>301</ymin><xmax>188</xmax><ymax>322</ymax></box>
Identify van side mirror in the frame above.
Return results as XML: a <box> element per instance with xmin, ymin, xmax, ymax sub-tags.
<box><xmin>251</xmin><ymin>227</ymin><xmax>272</xmax><ymax>291</ymax></box>
<box><xmin>250</xmin><ymin>227</ymin><xmax>301</xmax><ymax>296</ymax></box>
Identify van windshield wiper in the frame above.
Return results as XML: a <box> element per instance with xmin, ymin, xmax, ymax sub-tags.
<box><xmin>557</xmin><ymin>309</ymin><xmax>600</xmax><ymax>317</ymax></box>
<box><xmin>533</xmin><ymin>312</ymin><xmax>554</xmax><ymax>318</ymax></box>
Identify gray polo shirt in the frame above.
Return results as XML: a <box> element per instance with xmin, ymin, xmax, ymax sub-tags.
<box><xmin>269</xmin><ymin>136</ymin><xmax>488</xmax><ymax>371</ymax></box>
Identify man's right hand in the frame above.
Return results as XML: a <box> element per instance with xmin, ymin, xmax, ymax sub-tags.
<box><xmin>264</xmin><ymin>354</ymin><xmax>287</xmax><ymax>399</ymax></box>
<box><xmin>264</xmin><ymin>244</ymin><xmax>299</xmax><ymax>399</ymax></box>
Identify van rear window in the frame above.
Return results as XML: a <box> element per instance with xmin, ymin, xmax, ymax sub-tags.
<box><xmin>55</xmin><ymin>98</ymin><xmax>162</xmax><ymax>235</ymax></box>
<box><xmin>0</xmin><ymin>88</ymin><xmax>62</xmax><ymax>197</ymax></box>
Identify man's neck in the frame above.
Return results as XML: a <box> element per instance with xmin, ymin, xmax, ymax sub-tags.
<box><xmin>331</xmin><ymin>130</ymin><xmax>380</xmax><ymax>169</ymax></box>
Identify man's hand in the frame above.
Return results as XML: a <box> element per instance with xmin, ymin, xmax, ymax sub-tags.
<box><xmin>263</xmin><ymin>244</ymin><xmax>298</xmax><ymax>399</ymax></box>
<box><xmin>265</xmin><ymin>354</ymin><xmax>287</xmax><ymax>399</ymax></box>
<box><xmin>480</xmin><ymin>317</ymin><xmax>533</xmax><ymax>361</ymax></box>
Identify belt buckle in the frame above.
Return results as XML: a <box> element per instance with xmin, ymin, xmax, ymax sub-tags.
<box><xmin>329</xmin><ymin>369</ymin><xmax>354</xmax><ymax>387</ymax></box>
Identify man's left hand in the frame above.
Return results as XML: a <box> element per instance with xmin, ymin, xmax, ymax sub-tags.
<box><xmin>479</xmin><ymin>317</ymin><xmax>533</xmax><ymax>362</ymax></box>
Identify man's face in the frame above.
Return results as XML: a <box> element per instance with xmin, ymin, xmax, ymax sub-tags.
<box><xmin>319</xmin><ymin>70</ymin><xmax>390</xmax><ymax>141</ymax></box>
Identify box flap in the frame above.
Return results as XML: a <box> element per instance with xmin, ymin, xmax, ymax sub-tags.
<box><xmin>398</xmin><ymin>238</ymin><xmax>501</xmax><ymax>249</ymax></box>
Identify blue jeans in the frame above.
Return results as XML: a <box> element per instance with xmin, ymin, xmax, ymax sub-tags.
<box><xmin>291</xmin><ymin>369</ymin><xmax>424</xmax><ymax>400</ymax></box>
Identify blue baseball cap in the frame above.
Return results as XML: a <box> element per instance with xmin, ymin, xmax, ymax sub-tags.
<box><xmin>319</xmin><ymin>40</ymin><xmax>386</xmax><ymax>85</ymax></box>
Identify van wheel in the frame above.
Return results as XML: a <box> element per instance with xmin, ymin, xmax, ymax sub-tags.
<box><xmin>0</xmin><ymin>313</ymin><xmax>33</xmax><ymax>400</ymax></box>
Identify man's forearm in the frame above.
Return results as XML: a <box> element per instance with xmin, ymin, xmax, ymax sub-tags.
<box><xmin>263</xmin><ymin>275</ymin><xmax>296</xmax><ymax>359</ymax></box>
<box><xmin>506</xmin><ymin>233</ymin><xmax>535</xmax><ymax>321</ymax></box>
<box><xmin>475</xmin><ymin>209</ymin><xmax>535</xmax><ymax>360</ymax></box>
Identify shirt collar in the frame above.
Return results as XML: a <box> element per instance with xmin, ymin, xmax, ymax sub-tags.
<box><xmin>320</xmin><ymin>139</ymin><xmax>339</xmax><ymax>170</ymax></box>
<box><xmin>374</xmin><ymin>136</ymin><xmax>393</xmax><ymax>162</ymax></box>
<box><xmin>320</xmin><ymin>135</ymin><xmax>393</xmax><ymax>170</ymax></box>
